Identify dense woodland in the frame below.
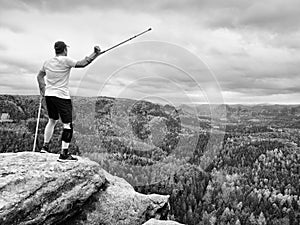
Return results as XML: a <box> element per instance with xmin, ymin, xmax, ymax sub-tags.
<box><xmin>1</xmin><ymin>94</ymin><xmax>300</xmax><ymax>225</ymax></box>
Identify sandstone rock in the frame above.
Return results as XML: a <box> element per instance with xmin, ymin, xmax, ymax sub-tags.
<box><xmin>143</xmin><ymin>218</ymin><xmax>185</xmax><ymax>225</ymax></box>
<box><xmin>0</xmin><ymin>152</ymin><xmax>106</xmax><ymax>225</ymax></box>
<box><xmin>0</xmin><ymin>152</ymin><xmax>172</xmax><ymax>225</ymax></box>
<box><xmin>64</xmin><ymin>170</ymin><xmax>170</xmax><ymax>225</ymax></box>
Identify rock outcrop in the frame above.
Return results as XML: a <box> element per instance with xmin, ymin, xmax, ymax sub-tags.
<box><xmin>142</xmin><ymin>218</ymin><xmax>185</xmax><ymax>224</ymax></box>
<box><xmin>0</xmin><ymin>152</ymin><xmax>179</xmax><ymax>225</ymax></box>
<box><xmin>65</xmin><ymin>170</ymin><xmax>169</xmax><ymax>225</ymax></box>
<box><xmin>0</xmin><ymin>152</ymin><xmax>105</xmax><ymax>225</ymax></box>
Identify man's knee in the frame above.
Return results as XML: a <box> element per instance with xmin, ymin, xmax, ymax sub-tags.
<box><xmin>49</xmin><ymin>118</ymin><xmax>58</xmax><ymax>125</ymax></box>
<box><xmin>61</xmin><ymin>123</ymin><xmax>73</xmax><ymax>143</ymax></box>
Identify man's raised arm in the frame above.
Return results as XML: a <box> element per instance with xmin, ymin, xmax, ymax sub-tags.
<box><xmin>75</xmin><ymin>46</ymin><xmax>101</xmax><ymax>68</ymax></box>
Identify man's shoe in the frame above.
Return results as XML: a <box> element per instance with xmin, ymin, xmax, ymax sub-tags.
<box><xmin>40</xmin><ymin>146</ymin><xmax>49</xmax><ymax>153</ymax></box>
<box><xmin>57</xmin><ymin>153</ymin><xmax>78</xmax><ymax>162</ymax></box>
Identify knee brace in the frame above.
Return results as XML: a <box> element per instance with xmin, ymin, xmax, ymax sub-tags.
<box><xmin>61</xmin><ymin>123</ymin><xmax>73</xmax><ymax>143</ymax></box>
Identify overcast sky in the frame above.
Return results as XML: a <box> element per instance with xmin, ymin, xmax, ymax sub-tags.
<box><xmin>1</xmin><ymin>0</ymin><xmax>300</xmax><ymax>105</ymax></box>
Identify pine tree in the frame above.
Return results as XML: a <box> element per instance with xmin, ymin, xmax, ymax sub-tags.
<box><xmin>249</xmin><ymin>212</ymin><xmax>257</xmax><ymax>225</ymax></box>
<box><xmin>235</xmin><ymin>218</ymin><xmax>241</xmax><ymax>225</ymax></box>
<box><xmin>257</xmin><ymin>212</ymin><xmax>267</xmax><ymax>225</ymax></box>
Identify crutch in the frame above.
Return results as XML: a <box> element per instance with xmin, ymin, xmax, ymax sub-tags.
<box><xmin>100</xmin><ymin>28</ymin><xmax>152</xmax><ymax>55</ymax></box>
<box><xmin>32</xmin><ymin>96</ymin><xmax>42</xmax><ymax>152</ymax></box>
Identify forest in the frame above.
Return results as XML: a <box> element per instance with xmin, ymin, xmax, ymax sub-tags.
<box><xmin>0</xmin><ymin>94</ymin><xmax>300</xmax><ymax>225</ymax></box>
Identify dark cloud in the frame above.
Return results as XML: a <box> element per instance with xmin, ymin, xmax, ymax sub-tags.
<box><xmin>0</xmin><ymin>0</ymin><xmax>164</xmax><ymax>13</ymax></box>
<box><xmin>239</xmin><ymin>1</ymin><xmax>300</xmax><ymax>32</ymax></box>
<box><xmin>0</xmin><ymin>0</ymin><xmax>28</xmax><ymax>12</ymax></box>
<box><xmin>2</xmin><ymin>0</ymin><xmax>299</xmax><ymax>34</ymax></box>
<box><xmin>0</xmin><ymin>0</ymin><xmax>264</xmax><ymax>16</ymax></box>
<box><xmin>222</xmin><ymin>76</ymin><xmax>300</xmax><ymax>96</ymax></box>
<box><xmin>0</xmin><ymin>57</ymin><xmax>38</xmax><ymax>74</ymax></box>
<box><xmin>214</xmin><ymin>68</ymin><xmax>300</xmax><ymax>97</ymax></box>
<box><xmin>204</xmin><ymin>0</ymin><xmax>300</xmax><ymax>33</ymax></box>
<box><xmin>269</xmin><ymin>33</ymin><xmax>300</xmax><ymax>50</ymax></box>
<box><xmin>0</xmin><ymin>72</ymin><xmax>36</xmax><ymax>96</ymax></box>
<box><xmin>0</xmin><ymin>80</ymin><xmax>34</xmax><ymax>90</ymax></box>
<box><xmin>127</xmin><ymin>77</ymin><xmax>189</xmax><ymax>94</ymax></box>
<box><xmin>231</xmin><ymin>87</ymin><xmax>300</xmax><ymax>96</ymax></box>
<box><xmin>0</xmin><ymin>21</ymin><xmax>25</xmax><ymax>33</ymax></box>
<box><xmin>0</xmin><ymin>43</ymin><xmax>7</xmax><ymax>51</ymax></box>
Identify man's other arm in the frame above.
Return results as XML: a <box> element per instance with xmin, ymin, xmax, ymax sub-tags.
<box><xmin>37</xmin><ymin>70</ymin><xmax>46</xmax><ymax>96</ymax></box>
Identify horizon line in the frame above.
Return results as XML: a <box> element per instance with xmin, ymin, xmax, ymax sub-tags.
<box><xmin>1</xmin><ymin>94</ymin><xmax>300</xmax><ymax>106</ymax></box>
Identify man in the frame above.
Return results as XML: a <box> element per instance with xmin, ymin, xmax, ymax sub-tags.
<box><xmin>37</xmin><ymin>41</ymin><xmax>101</xmax><ymax>162</ymax></box>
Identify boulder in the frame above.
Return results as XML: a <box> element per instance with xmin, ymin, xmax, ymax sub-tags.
<box><xmin>0</xmin><ymin>152</ymin><xmax>172</xmax><ymax>225</ymax></box>
<box><xmin>143</xmin><ymin>218</ymin><xmax>185</xmax><ymax>224</ymax></box>
<box><xmin>65</xmin><ymin>169</ymin><xmax>170</xmax><ymax>224</ymax></box>
<box><xmin>0</xmin><ymin>152</ymin><xmax>106</xmax><ymax>225</ymax></box>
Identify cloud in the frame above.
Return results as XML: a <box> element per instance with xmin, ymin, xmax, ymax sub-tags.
<box><xmin>0</xmin><ymin>57</ymin><xmax>38</xmax><ymax>74</ymax></box>
<box><xmin>2</xmin><ymin>0</ymin><xmax>300</xmax><ymax>34</ymax></box>
<box><xmin>0</xmin><ymin>43</ymin><xmax>7</xmax><ymax>51</ymax></box>
<box><xmin>0</xmin><ymin>19</ymin><xmax>25</xmax><ymax>33</ymax></box>
<box><xmin>223</xmin><ymin>77</ymin><xmax>300</xmax><ymax>95</ymax></box>
<box><xmin>269</xmin><ymin>32</ymin><xmax>300</xmax><ymax>50</ymax></box>
<box><xmin>0</xmin><ymin>0</ymin><xmax>187</xmax><ymax>14</ymax></box>
<box><xmin>0</xmin><ymin>72</ymin><xmax>37</xmax><ymax>96</ymax></box>
<box><xmin>239</xmin><ymin>1</ymin><xmax>300</xmax><ymax>32</ymax></box>
<box><xmin>0</xmin><ymin>0</ymin><xmax>300</xmax><ymax>104</ymax></box>
<box><xmin>199</xmin><ymin>0</ymin><xmax>300</xmax><ymax>32</ymax></box>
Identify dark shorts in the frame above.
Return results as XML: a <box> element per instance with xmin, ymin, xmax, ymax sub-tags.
<box><xmin>45</xmin><ymin>96</ymin><xmax>72</xmax><ymax>123</ymax></box>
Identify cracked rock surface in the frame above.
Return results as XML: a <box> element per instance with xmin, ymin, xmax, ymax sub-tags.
<box><xmin>0</xmin><ymin>152</ymin><xmax>106</xmax><ymax>225</ymax></box>
<box><xmin>64</xmin><ymin>170</ymin><xmax>170</xmax><ymax>225</ymax></box>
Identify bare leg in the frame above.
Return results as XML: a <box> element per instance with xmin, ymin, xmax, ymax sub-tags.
<box><xmin>44</xmin><ymin>118</ymin><xmax>57</xmax><ymax>144</ymax></box>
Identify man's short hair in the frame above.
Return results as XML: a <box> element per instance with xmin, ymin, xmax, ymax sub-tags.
<box><xmin>54</xmin><ymin>41</ymin><xmax>68</xmax><ymax>54</ymax></box>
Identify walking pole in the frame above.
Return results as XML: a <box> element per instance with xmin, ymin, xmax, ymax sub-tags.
<box><xmin>32</xmin><ymin>96</ymin><xmax>42</xmax><ymax>152</ymax></box>
<box><xmin>100</xmin><ymin>28</ymin><xmax>152</xmax><ymax>55</ymax></box>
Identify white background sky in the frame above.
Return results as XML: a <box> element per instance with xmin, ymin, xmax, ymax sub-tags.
<box><xmin>1</xmin><ymin>0</ymin><xmax>300</xmax><ymax>105</ymax></box>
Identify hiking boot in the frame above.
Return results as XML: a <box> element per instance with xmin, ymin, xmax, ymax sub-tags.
<box><xmin>40</xmin><ymin>145</ymin><xmax>49</xmax><ymax>153</ymax></box>
<box><xmin>57</xmin><ymin>153</ymin><xmax>78</xmax><ymax>162</ymax></box>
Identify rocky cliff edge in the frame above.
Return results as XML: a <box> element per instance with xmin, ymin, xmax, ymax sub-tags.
<box><xmin>0</xmin><ymin>152</ymin><xmax>183</xmax><ymax>225</ymax></box>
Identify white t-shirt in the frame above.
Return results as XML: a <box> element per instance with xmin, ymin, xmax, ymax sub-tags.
<box><xmin>41</xmin><ymin>56</ymin><xmax>77</xmax><ymax>99</ymax></box>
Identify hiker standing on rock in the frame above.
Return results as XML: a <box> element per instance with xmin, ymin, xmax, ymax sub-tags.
<box><xmin>37</xmin><ymin>41</ymin><xmax>101</xmax><ymax>162</ymax></box>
